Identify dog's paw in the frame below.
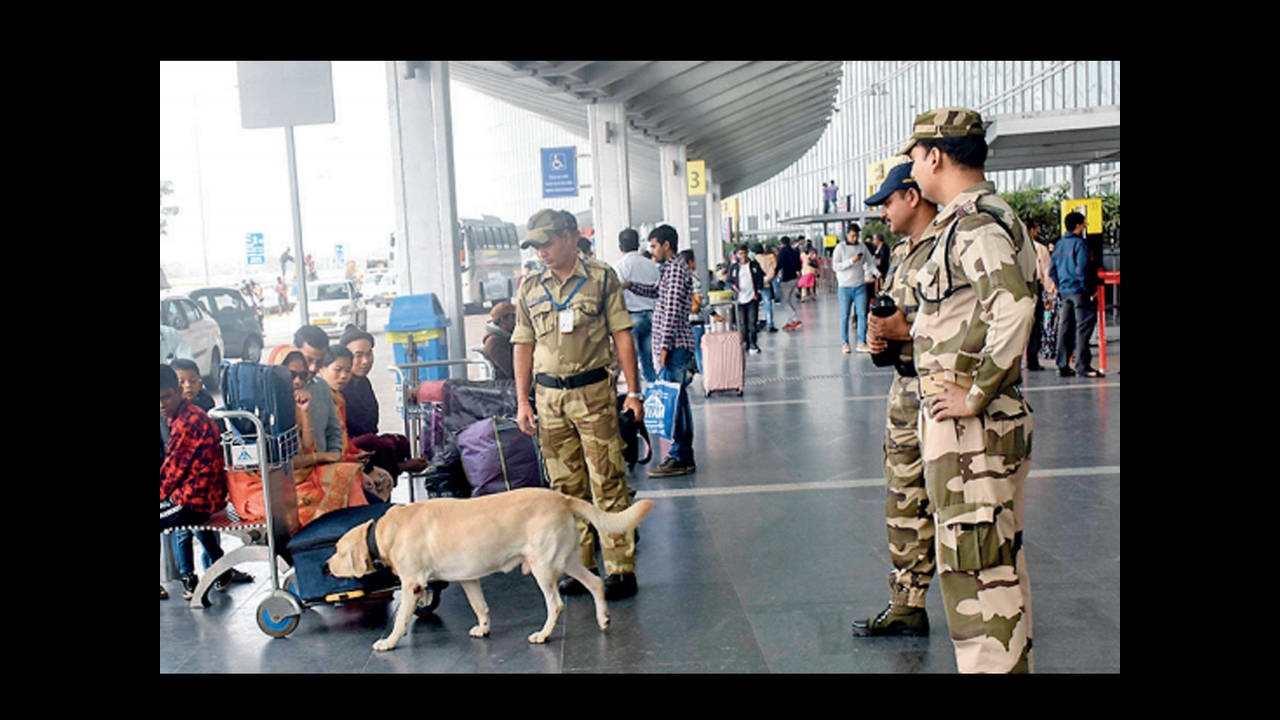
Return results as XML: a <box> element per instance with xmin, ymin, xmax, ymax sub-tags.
<box><xmin>469</xmin><ymin>624</ymin><xmax>490</xmax><ymax>638</ymax></box>
<box><xmin>528</xmin><ymin>630</ymin><xmax>550</xmax><ymax>644</ymax></box>
<box><xmin>372</xmin><ymin>638</ymin><xmax>397</xmax><ymax>652</ymax></box>
<box><xmin>597</xmin><ymin>612</ymin><xmax>610</xmax><ymax>631</ymax></box>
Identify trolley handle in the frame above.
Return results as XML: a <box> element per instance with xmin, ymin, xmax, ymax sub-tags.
<box><xmin>389</xmin><ymin>356</ymin><xmax>495</xmax><ymax>385</ymax></box>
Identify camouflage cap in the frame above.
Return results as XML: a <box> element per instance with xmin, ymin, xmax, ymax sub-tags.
<box><xmin>521</xmin><ymin>209</ymin><xmax>577</xmax><ymax>249</ymax></box>
<box><xmin>898</xmin><ymin>107</ymin><xmax>986</xmax><ymax>156</ymax></box>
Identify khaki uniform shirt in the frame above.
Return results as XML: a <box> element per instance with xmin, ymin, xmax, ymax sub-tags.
<box><xmin>511</xmin><ymin>256</ymin><xmax>632</xmax><ymax>378</ymax></box>
<box><xmin>911</xmin><ymin>181</ymin><xmax>1037</xmax><ymax>414</ymax></box>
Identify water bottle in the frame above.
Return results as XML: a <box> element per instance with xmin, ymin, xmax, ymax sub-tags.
<box><xmin>869</xmin><ymin>294</ymin><xmax>904</xmax><ymax>368</ymax></box>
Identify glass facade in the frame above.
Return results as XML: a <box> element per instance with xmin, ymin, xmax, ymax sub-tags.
<box><xmin>731</xmin><ymin>61</ymin><xmax>1119</xmax><ymax>231</ymax></box>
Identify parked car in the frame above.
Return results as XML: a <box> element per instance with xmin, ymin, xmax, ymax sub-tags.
<box><xmin>366</xmin><ymin>272</ymin><xmax>399</xmax><ymax>308</ymax></box>
<box><xmin>306</xmin><ymin>280</ymin><xmax>366</xmax><ymax>336</ymax></box>
<box><xmin>160</xmin><ymin>293</ymin><xmax>225</xmax><ymax>389</ymax></box>
<box><xmin>188</xmin><ymin>286</ymin><xmax>265</xmax><ymax>363</ymax></box>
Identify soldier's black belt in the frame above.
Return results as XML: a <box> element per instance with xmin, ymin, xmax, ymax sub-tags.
<box><xmin>535</xmin><ymin>367</ymin><xmax>609</xmax><ymax>390</ymax></box>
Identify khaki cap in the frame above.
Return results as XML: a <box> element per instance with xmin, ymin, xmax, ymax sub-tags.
<box><xmin>898</xmin><ymin>107</ymin><xmax>986</xmax><ymax>156</ymax></box>
<box><xmin>521</xmin><ymin>209</ymin><xmax>577</xmax><ymax>249</ymax></box>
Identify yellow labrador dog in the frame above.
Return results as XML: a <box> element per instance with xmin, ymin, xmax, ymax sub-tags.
<box><xmin>327</xmin><ymin>487</ymin><xmax>653</xmax><ymax>651</ymax></box>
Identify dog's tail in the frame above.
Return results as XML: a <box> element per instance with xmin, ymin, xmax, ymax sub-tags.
<box><xmin>565</xmin><ymin>496</ymin><xmax>654</xmax><ymax>536</ymax></box>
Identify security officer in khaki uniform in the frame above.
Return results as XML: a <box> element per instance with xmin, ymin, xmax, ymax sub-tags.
<box><xmin>851</xmin><ymin>161</ymin><xmax>940</xmax><ymax>638</ymax></box>
<box><xmin>512</xmin><ymin>209</ymin><xmax>647</xmax><ymax>600</ymax></box>
<box><xmin>901</xmin><ymin>108</ymin><xmax>1039</xmax><ymax>673</ymax></box>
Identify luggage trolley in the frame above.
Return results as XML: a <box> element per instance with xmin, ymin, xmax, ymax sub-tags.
<box><xmin>390</xmin><ymin>355</ymin><xmax>494</xmax><ymax>502</ymax></box>
<box><xmin>201</xmin><ymin>409</ymin><xmax>442</xmax><ymax>638</ymax></box>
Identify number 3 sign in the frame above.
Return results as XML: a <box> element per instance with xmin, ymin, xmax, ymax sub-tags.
<box><xmin>686</xmin><ymin>160</ymin><xmax>706</xmax><ymax>196</ymax></box>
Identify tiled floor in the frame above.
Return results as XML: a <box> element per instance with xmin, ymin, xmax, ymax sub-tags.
<box><xmin>161</xmin><ymin>290</ymin><xmax>1120</xmax><ymax>673</ymax></box>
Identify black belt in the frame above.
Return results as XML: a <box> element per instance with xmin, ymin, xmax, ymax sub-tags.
<box><xmin>536</xmin><ymin>366</ymin><xmax>609</xmax><ymax>390</ymax></box>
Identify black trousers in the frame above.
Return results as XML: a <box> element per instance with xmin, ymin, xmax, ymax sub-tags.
<box><xmin>738</xmin><ymin>300</ymin><xmax>759</xmax><ymax>348</ymax></box>
<box><xmin>1026</xmin><ymin>281</ymin><xmax>1045</xmax><ymax>364</ymax></box>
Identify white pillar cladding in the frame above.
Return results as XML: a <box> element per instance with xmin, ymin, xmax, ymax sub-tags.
<box><xmin>658</xmin><ymin>142</ymin><xmax>690</xmax><ymax>246</ymax></box>
<box><xmin>1071</xmin><ymin>164</ymin><xmax>1086</xmax><ymax>200</ymax></box>
<box><xmin>588</xmin><ymin>102</ymin><xmax>632</xmax><ymax>267</ymax></box>
<box><xmin>707</xmin><ymin>178</ymin><xmax>724</xmax><ymax>271</ymax></box>
<box><xmin>385</xmin><ymin>60</ymin><xmax>467</xmax><ymax>368</ymax></box>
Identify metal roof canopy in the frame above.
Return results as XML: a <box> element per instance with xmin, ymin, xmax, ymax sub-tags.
<box><xmin>448</xmin><ymin>61</ymin><xmax>844</xmax><ymax>198</ymax></box>
<box><xmin>780</xmin><ymin>210</ymin><xmax>883</xmax><ymax>225</ymax></box>
<box><xmin>985</xmin><ymin>105</ymin><xmax>1120</xmax><ymax>173</ymax></box>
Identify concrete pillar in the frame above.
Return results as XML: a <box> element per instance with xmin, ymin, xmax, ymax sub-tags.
<box><xmin>658</xmin><ymin>143</ymin><xmax>690</xmax><ymax>245</ymax></box>
<box><xmin>385</xmin><ymin>60</ymin><xmax>467</xmax><ymax>369</ymax></box>
<box><xmin>1071</xmin><ymin>163</ymin><xmax>1086</xmax><ymax>199</ymax></box>
<box><xmin>588</xmin><ymin>102</ymin><xmax>631</xmax><ymax>267</ymax></box>
<box><xmin>707</xmin><ymin>178</ymin><xmax>724</xmax><ymax>272</ymax></box>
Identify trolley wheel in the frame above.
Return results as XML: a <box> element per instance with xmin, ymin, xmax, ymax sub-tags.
<box><xmin>705</xmin><ymin>391</ymin><xmax>712</xmax><ymax>398</ymax></box>
<box><xmin>737</xmin><ymin>389</ymin><xmax>743</xmax><ymax>397</ymax></box>
<box><xmin>414</xmin><ymin>580</ymin><xmax>447</xmax><ymax>617</ymax></box>
<box><xmin>256</xmin><ymin>600</ymin><xmax>300</xmax><ymax>638</ymax></box>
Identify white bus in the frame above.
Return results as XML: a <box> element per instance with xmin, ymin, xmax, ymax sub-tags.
<box><xmin>459</xmin><ymin>215</ymin><xmax>522</xmax><ymax>315</ymax></box>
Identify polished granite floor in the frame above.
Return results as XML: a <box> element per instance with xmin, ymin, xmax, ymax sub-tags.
<box><xmin>160</xmin><ymin>290</ymin><xmax>1120</xmax><ymax>673</ymax></box>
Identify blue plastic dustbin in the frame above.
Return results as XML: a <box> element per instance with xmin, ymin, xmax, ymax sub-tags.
<box><xmin>386</xmin><ymin>293</ymin><xmax>450</xmax><ymax>381</ymax></box>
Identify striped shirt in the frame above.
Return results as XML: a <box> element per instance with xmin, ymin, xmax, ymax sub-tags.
<box><xmin>628</xmin><ymin>257</ymin><xmax>695</xmax><ymax>364</ymax></box>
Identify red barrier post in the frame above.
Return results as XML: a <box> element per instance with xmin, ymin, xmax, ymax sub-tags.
<box><xmin>1096</xmin><ymin>270</ymin><xmax>1120</xmax><ymax>372</ymax></box>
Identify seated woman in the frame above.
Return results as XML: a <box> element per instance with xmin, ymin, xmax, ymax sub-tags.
<box><xmin>339</xmin><ymin>326</ymin><xmax>425</xmax><ymax>483</ymax></box>
<box><xmin>224</xmin><ymin>350</ymin><xmax>368</xmax><ymax>527</ymax></box>
<box><xmin>315</xmin><ymin>345</ymin><xmax>395</xmax><ymax>503</ymax></box>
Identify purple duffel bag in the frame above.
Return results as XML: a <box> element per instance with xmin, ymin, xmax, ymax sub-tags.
<box><xmin>457</xmin><ymin>417</ymin><xmax>547</xmax><ymax>497</ymax></box>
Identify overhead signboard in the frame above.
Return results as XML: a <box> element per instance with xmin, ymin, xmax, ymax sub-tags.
<box><xmin>541</xmin><ymin>146</ymin><xmax>578</xmax><ymax>198</ymax></box>
<box><xmin>236</xmin><ymin>61</ymin><xmax>335</xmax><ymax>129</ymax></box>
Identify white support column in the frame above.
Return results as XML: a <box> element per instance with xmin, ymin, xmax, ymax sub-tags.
<box><xmin>386</xmin><ymin>60</ymin><xmax>467</xmax><ymax>368</ymax></box>
<box><xmin>588</xmin><ymin>102</ymin><xmax>632</xmax><ymax>267</ymax></box>
<box><xmin>658</xmin><ymin>142</ymin><xmax>690</xmax><ymax>244</ymax></box>
<box><xmin>1071</xmin><ymin>163</ymin><xmax>1086</xmax><ymax>199</ymax></box>
<box><xmin>706</xmin><ymin>173</ymin><xmax>724</xmax><ymax>271</ymax></box>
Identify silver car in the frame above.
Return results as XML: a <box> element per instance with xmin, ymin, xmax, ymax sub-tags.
<box><xmin>306</xmin><ymin>280</ymin><xmax>367</xmax><ymax>336</ymax></box>
<box><xmin>160</xmin><ymin>294</ymin><xmax>225</xmax><ymax>388</ymax></box>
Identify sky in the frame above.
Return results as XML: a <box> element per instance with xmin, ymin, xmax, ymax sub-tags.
<box><xmin>159</xmin><ymin>61</ymin><xmax>518</xmax><ymax>284</ymax></box>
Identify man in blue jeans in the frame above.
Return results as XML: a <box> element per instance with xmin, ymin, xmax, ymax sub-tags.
<box><xmin>622</xmin><ymin>225</ymin><xmax>697</xmax><ymax>476</ymax></box>
<box><xmin>1050</xmin><ymin>211</ymin><xmax>1105</xmax><ymax>377</ymax></box>
<box><xmin>833</xmin><ymin>223</ymin><xmax>876</xmax><ymax>353</ymax></box>
<box><xmin>614</xmin><ymin>228</ymin><xmax>660</xmax><ymax>384</ymax></box>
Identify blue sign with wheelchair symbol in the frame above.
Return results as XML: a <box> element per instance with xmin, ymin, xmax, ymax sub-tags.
<box><xmin>541</xmin><ymin>147</ymin><xmax>577</xmax><ymax>198</ymax></box>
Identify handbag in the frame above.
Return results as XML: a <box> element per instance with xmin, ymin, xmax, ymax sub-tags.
<box><xmin>642</xmin><ymin>378</ymin><xmax>682</xmax><ymax>441</ymax></box>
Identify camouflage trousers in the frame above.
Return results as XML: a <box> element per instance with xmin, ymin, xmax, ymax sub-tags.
<box><xmin>919</xmin><ymin>390</ymin><xmax>1034</xmax><ymax>674</ymax></box>
<box><xmin>535</xmin><ymin>378</ymin><xmax>635</xmax><ymax>575</ymax></box>
<box><xmin>882</xmin><ymin>374</ymin><xmax>934</xmax><ymax>608</ymax></box>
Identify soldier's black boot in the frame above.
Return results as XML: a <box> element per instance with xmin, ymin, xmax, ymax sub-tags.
<box><xmin>851</xmin><ymin>603</ymin><xmax>930</xmax><ymax>637</ymax></box>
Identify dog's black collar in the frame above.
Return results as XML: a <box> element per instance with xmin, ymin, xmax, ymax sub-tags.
<box><xmin>366</xmin><ymin>518</ymin><xmax>387</xmax><ymax>571</ymax></box>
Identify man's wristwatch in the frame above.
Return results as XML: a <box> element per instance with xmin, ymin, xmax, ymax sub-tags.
<box><xmin>626</xmin><ymin>392</ymin><xmax>643</xmax><ymax>399</ymax></box>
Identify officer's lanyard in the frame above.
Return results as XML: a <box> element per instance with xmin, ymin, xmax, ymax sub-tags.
<box><xmin>539</xmin><ymin>258</ymin><xmax>589</xmax><ymax>311</ymax></box>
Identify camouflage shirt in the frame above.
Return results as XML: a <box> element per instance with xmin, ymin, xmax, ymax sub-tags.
<box><xmin>883</xmin><ymin>231</ymin><xmax>939</xmax><ymax>368</ymax></box>
<box><xmin>910</xmin><ymin>181</ymin><xmax>1037</xmax><ymax>413</ymax></box>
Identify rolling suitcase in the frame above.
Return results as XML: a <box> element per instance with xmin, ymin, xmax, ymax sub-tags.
<box><xmin>701</xmin><ymin>330</ymin><xmax>745</xmax><ymax>397</ymax></box>
<box><xmin>284</xmin><ymin>503</ymin><xmax>401</xmax><ymax>604</ymax></box>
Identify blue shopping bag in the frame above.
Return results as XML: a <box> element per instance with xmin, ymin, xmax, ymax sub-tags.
<box><xmin>642</xmin><ymin>379</ymin><xmax>682</xmax><ymax>441</ymax></box>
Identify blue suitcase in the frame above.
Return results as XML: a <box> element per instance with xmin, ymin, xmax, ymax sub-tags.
<box><xmin>284</xmin><ymin>503</ymin><xmax>401</xmax><ymax>604</ymax></box>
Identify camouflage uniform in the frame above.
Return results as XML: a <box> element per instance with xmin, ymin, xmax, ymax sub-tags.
<box><xmin>904</xmin><ymin>108</ymin><xmax>1039</xmax><ymax>673</ymax></box>
<box><xmin>881</xmin><ymin>230</ymin><xmax>940</xmax><ymax>608</ymax></box>
<box><xmin>512</xmin><ymin>238</ymin><xmax>637</xmax><ymax>575</ymax></box>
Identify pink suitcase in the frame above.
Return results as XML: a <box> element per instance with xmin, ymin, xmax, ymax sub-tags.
<box><xmin>700</xmin><ymin>330</ymin><xmax>745</xmax><ymax>397</ymax></box>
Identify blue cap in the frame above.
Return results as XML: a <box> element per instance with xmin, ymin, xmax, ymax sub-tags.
<box><xmin>863</xmin><ymin>162</ymin><xmax>919</xmax><ymax>206</ymax></box>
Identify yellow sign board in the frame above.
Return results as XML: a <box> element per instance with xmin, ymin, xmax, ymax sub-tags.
<box><xmin>687</xmin><ymin>160</ymin><xmax>707</xmax><ymax>196</ymax></box>
<box><xmin>865</xmin><ymin>156</ymin><xmax>910</xmax><ymax>204</ymax></box>
<box><xmin>1060</xmin><ymin>198</ymin><xmax>1104</xmax><ymax>235</ymax></box>
<box><xmin>824</xmin><ymin>235</ymin><xmax>838</xmax><ymax>248</ymax></box>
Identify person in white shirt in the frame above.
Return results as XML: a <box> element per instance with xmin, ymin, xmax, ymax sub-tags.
<box><xmin>614</xmin><ymin>228</ymin><xmax>661</xmax><ymax>383</ymax></box>
<box><xmin>832</xmin><ymin>224</ymin><xmax>880</xmax><ymax>354</ymax></box>
<box><xmin>726</xmin><ymin>244</ymin><xmax>765</xmax><ymax>354</ymax></box>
